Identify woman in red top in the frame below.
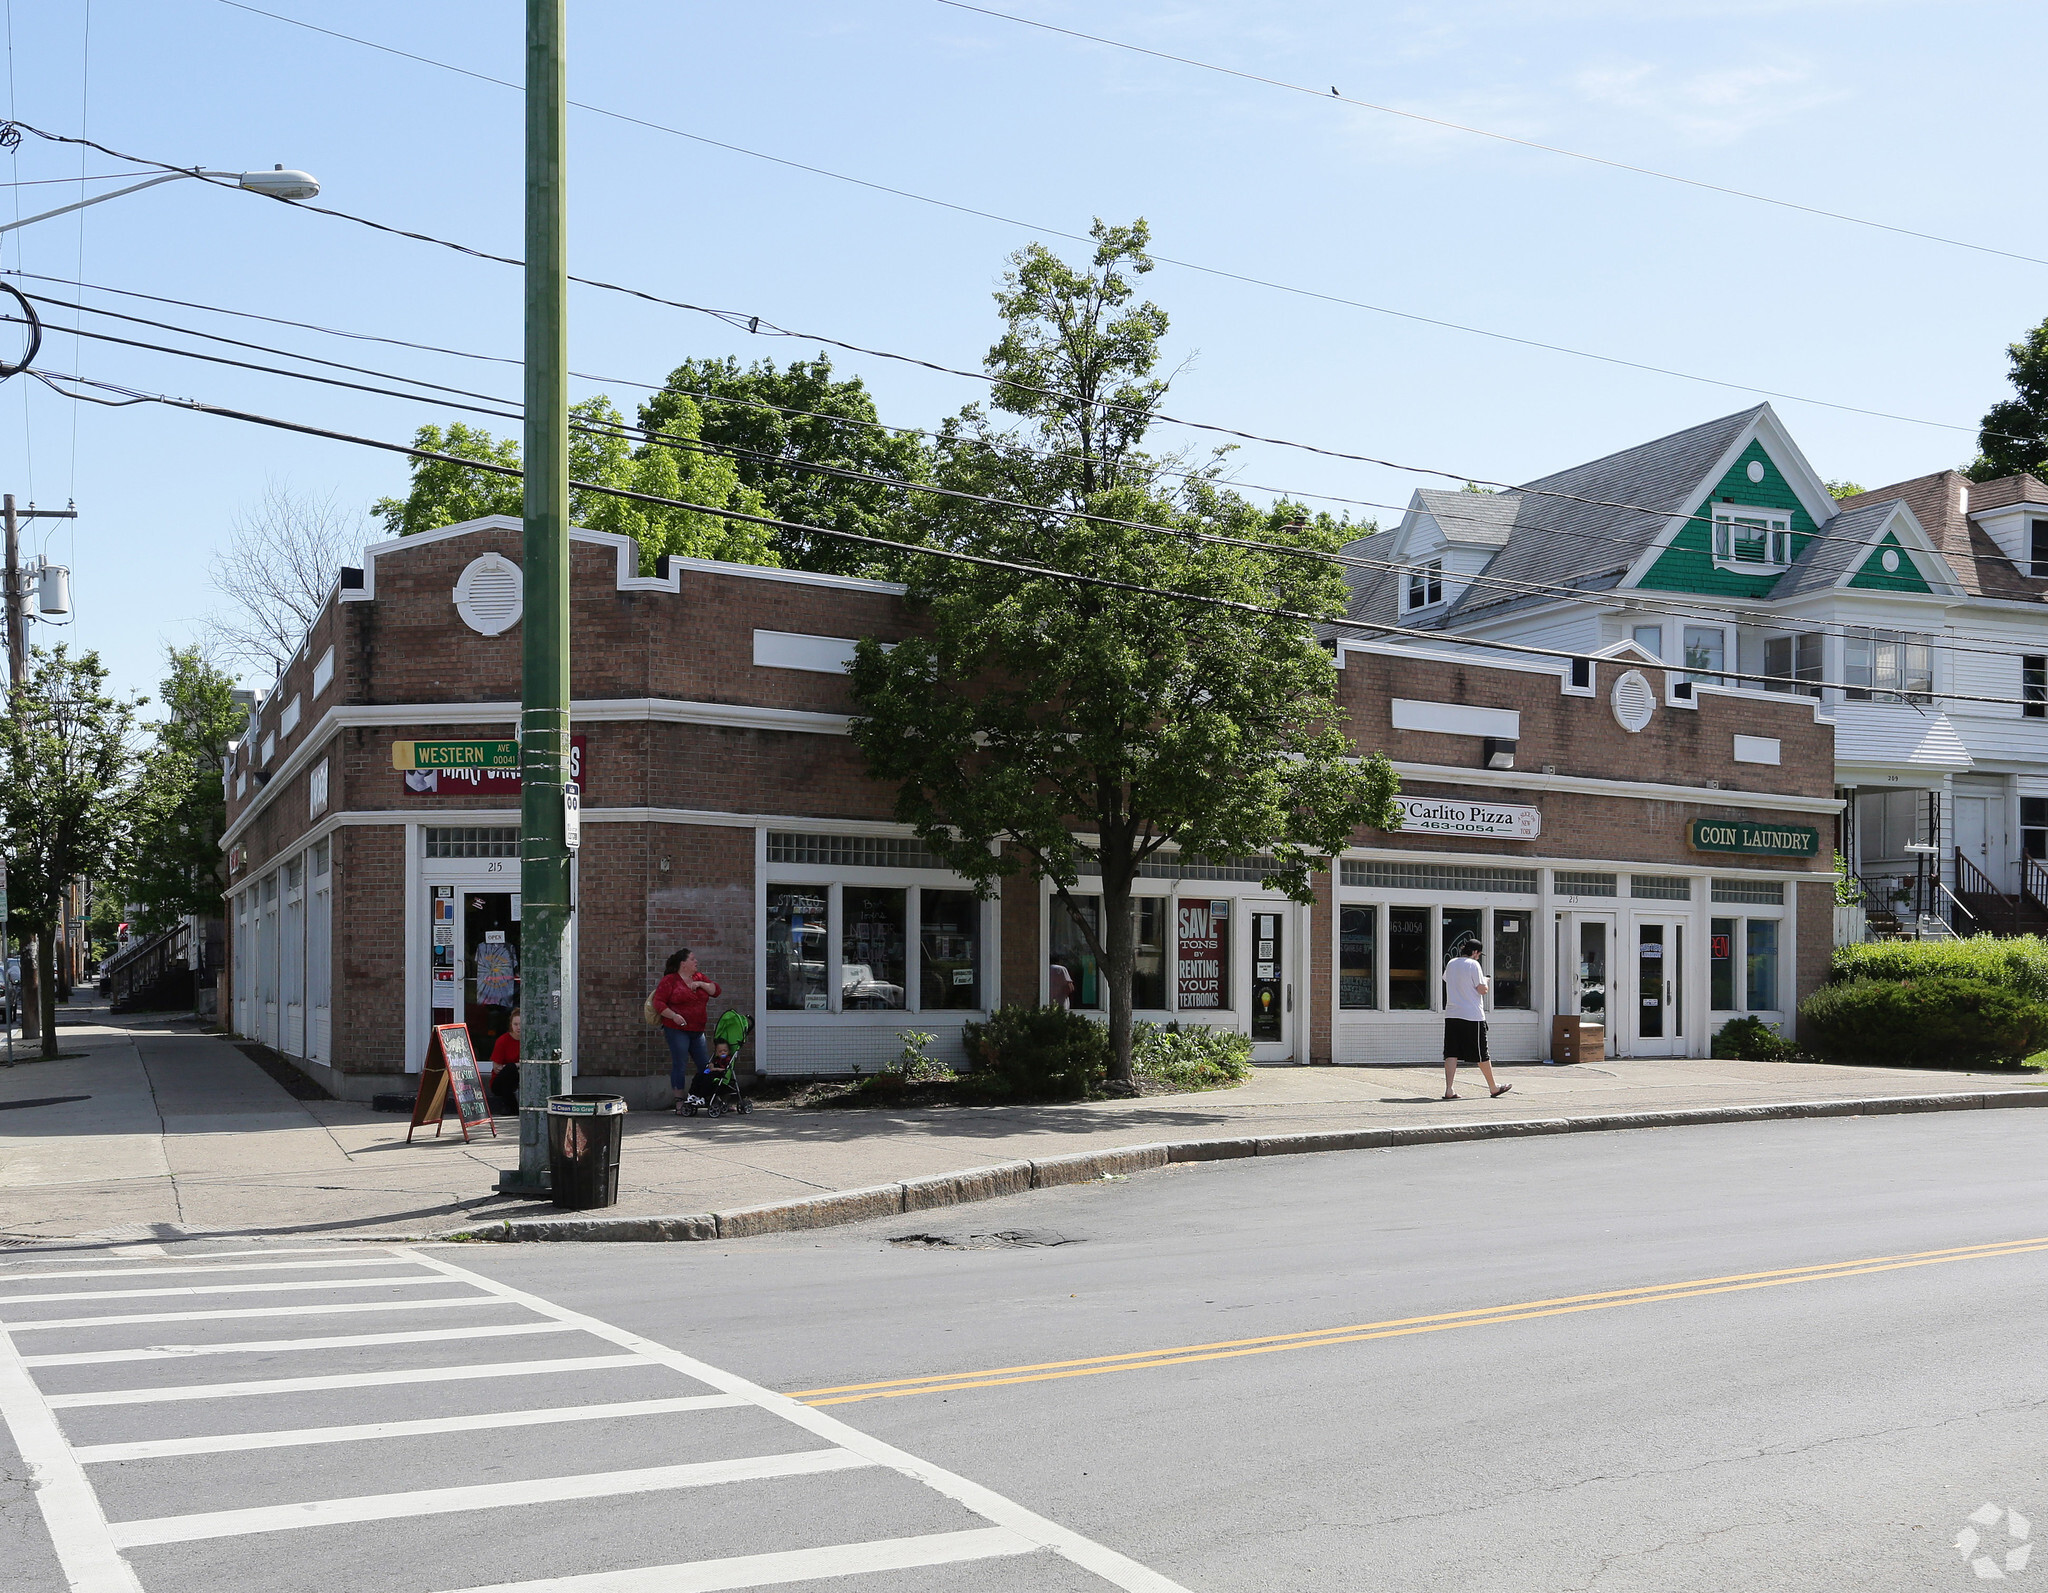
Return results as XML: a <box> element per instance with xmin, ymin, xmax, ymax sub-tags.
<box><xmin>488</xmin><ymin>1007</ymin><xmax>521</xmax><ymax>1116</ymax></box>
<box><xmin>653</xmin><ymin>948</ymin><xmax>720</xmax><ymax>1113</ymax></box>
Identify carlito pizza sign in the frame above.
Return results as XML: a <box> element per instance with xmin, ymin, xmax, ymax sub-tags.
<box><xmin>1390</xmin><ymin>796</ymin><xmax>1541</xmax><ymax>840</ymax></box>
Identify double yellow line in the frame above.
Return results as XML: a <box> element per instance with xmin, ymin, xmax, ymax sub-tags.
<box><xmin>791</xmin><ymin>1234</ymin><xmax>2048</xmax><ymax>1406</ymax></box>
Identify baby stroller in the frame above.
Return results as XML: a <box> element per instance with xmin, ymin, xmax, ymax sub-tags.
<box><xmin>682</xmin><ymin>1010</ymin><xmax>754</xmax><ymax>1117</ymax></box>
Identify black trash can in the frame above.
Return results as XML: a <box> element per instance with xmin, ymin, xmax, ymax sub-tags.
<box><xmin>545</xmin><ymin>1095</ymin><xmax>627</xmax><ymax>1209</ymax></box>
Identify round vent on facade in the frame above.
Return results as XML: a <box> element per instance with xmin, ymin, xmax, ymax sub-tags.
<box><xmin>1611</xmin><ymin>669</ymin><xmax>1656</xmax><ymax>733</ymax></box>
<box><xmin>454</xmin><ymin>553</ymin><xmax>523</xmax><ymax>636</ymax></box>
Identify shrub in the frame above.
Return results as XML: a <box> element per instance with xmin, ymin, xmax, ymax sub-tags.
<box><xmin>1132</xmin><ymin>1022</ymin><xmax>1253</xmax><ymax>1091</ymax></box>
<box><xmin>1797</xmin><ymin>976</ymin><xmax>2048</xmax><ymax>1068</ymax></box>
<box><xmin>1711</xmin><ymin>1014</ymin><xmax>1798</xmax><ymax>1061</ymax></box>
<box><xmin>1831</xmin><ymin>936</ymin><xmax>2048</xmax><ymax>1003</ymax></box>
<box><xmin>960</xmin><ymin>1005</ymin><xmax>1110</xmax><ymax>1101</ymax></box>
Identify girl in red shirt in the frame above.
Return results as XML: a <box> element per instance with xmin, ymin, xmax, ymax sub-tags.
<box><xmin>653</xmin><ymin>948</ymin><xmax>720</xmax><ymax>1113</ymax></box>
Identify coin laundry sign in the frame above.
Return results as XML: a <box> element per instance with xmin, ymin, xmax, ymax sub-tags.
<box><xmin>1391</xmin><ymin>796</ymin><xmax>1541</xmax><ymax>840</ymax></box>
<box><xmin>1687</xmin><ymin>819</ymin><xmax>1821</xmax><ymax>857</ymax></box>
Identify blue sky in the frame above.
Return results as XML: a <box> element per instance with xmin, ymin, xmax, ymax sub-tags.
<box><xmin>3</xmin><ymin>0</ymin><xmax>2043</xmax><ymax>702</ymax></box>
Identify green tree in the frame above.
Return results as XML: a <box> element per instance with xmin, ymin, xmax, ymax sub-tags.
<box><xmin>373</xmin><ymin>397</ymin><xmax>779</xmax><ymax>569</ymax></box>
<box><xmin>1825</xmin><ymin>480</ymin><xmax>1865</xmax><ymax>500</ymax></box>
<box><xmin>641</xmin><ymin>355</ymin><xmax>929</xmax><ymax>579</ymax></box>
<box><xmin>0</xmin><ymin>647</ymin><xmax>141</xmax><ymax>1056</ymax></box>
<box><xmin>847</xmin><ymin>220</ymin><xmax>1400</xmax><ymax>1088</ymax></box>
<box><xmin>1967</xmin><ymin>316</ymin><xmax>2048</xmax><ymax>482</ymax></box>
<box><xmin>123</xmin><ymin>648</ymin><xmax>245</xmax><ymax>937</ymax></box>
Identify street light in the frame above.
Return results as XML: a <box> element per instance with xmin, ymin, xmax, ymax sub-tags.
<box><xmin>0</xmin><ymin>164</ymin><xmax>319</xmax><ymax>235</ymax></box>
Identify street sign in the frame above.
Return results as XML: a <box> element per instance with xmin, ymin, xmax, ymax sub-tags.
<box><xmin>563</xmin><ymin>781</ymin><xmax>581</xmax><ymax>852</ymax></box>
<box><xmin>390</xmin><ymin>739</ymin><xmax>520</xmax><ymax>772</ymax></box>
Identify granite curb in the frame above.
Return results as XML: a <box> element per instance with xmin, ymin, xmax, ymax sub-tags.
<box><xmin>447</xmin><ymin>1087</ymin><xmax>2048</xmax><ymax>1244</ymax></box>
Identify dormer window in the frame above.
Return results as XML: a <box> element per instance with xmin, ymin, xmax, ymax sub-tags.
<box><xmin>2030</xmin><ymin>519</ymin><xmax>2048</xmax><ymax>578</ymax></box>
<box><xmin>1405</xmin><ymin>560</ymin><xmax>1444</xmax><ymax>612</ymax></box>
<box><xmin>1710</xmin><ymin>505</ymin><xmax>1794</xmax><ymax>572</ymax></box>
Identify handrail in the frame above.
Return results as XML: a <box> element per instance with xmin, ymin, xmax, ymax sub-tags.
<box><xmin>1952</xmin><ymin>849</ymin><xmax>2015</xmax><ymax>927</ymax></box>
<box><xmin>100</xmin><ymin>921</ymin><xmax>190</xmax><ymax>1010</ymax></box>
<box><xmin>2026</xmin><ymin>855</ymin><xmax>2048</xmax><ymax>918</ymax></box>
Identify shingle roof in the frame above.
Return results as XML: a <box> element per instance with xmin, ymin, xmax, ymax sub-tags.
<box><xmin>1319</xmin><ymin>527</ymin><xmax>1402</xmax><ymax>644</ymax></box>
<box><xmin>1837</xmin><ymin>470</ymin><xmax>2048</xmax><ymax>602</ymax></box>
<box><xmin>1773</xmin><ymin>499</ymin><xmax>1898</xmax><ymax>597</ymax></box>
<box><xmin>1416</xmin><ymin>405</ymin><xmax>1767</xmax><ymax>627</ymax></box>
<box><xmin>1413</xmin><ymin>489</ymin><xmax>1520</xmax><ymax>546</ymax></box>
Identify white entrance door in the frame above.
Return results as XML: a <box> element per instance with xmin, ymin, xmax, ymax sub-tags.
<box><xmin>1243</xmin><ymin>902</ymin><xmax>1292</xmax><ymax>1062</ymax></box>
<box><xmin>1629</xmin><ymin>918</ymin><xmax>1685</xmax><ymax>1058</ymax></box>
<box><xmin>1954</xmin><ymin>796</ymin><xmax>2005</xmax><ymax>891</ymax></box>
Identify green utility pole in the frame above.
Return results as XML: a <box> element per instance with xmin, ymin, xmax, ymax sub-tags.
<box><xmin>501</xmin><ymin>0</ymin><xmax>571</xmax><ymax>1195</ymax></box>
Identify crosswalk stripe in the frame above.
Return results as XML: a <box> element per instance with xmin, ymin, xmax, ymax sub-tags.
<box><xmin>23</xmin><ymin>1319</ymin><xmax>583</xmax><ymax>1366</ymax></box>
<box><xmin>106</xmin><ymin>1447</ymin><xmax>872</xmax><ymax>1547</ymax></box>
<box><xmin>0</xmin><ymin>1316</ymin><xmax>141</xmax><ymax>1592</ymax></box>
<box><xmin>0</xmin><ymin>1258</ymin><xmax>420</xmax><ymax>1284</ymax></box>
<box><xmin>0</xmin><ymin>1275</ymin><xmax>456</xmax><ymax>1308</ymax></box>
<box><xmin>46</xmin><ymin>1353</ymin><xmax>651</xmax><ymax>1407</ymax></box>
<box><xmin>0</xmin><ymin>1246</ymin><xmax>370</xmax><ymax>1270</ymax></box>
<box><xmin>431</xmin><ymin>1527</ymin><xmax>1041</xmax><ymax>1592</ymax></box>
<box><xmin>404</xmin><ymin>1250</ymin><xmax>1194</xmax><ymax>1592</ymax></box>
<box><xmin>4</xmin><ymin>1294</ymin><xmax>506</xmax><ymax>1333</ymax></box>
<box><xmin>70</xmin><ymin>1394</ymin><xmax>752</xmax><ymax>1463</ymax></box>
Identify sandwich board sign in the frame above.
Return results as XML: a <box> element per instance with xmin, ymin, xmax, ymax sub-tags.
<box><xmin>406</xmin><ymin>1022</ymin><xmax>497</xmax><ymax>1143</ymax></box>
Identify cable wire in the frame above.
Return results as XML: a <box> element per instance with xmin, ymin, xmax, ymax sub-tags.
<box><xmin>23</xmin><ymin>360</ymin><xmax>2036</xmax><ymax>707</ymax></box>
<box><xmin>937</xmin><ymin>0</ymin><xmax>2048</xmax><ymax>273</ymax></box>
<box><xmin>199</xmin><ymin>4</ymin><xmax>2004</xmax><ymax>438</ymax></box>
<box><xmin>24</xmin><ymin>291</ymin><xmax>2040</xmax><ymax>668</ymax></box>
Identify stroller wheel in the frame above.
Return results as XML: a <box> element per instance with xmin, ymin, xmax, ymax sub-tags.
<box><xmin>682</xmin><ymin>1104</ymin><xmax>697</xmax><ymax>1118</ymax></box>
<box><xmin>709</xmin><ymin>1097</ymin><xmax>726</xmax><ymax>1117</ymax></box>
<box><xmin>738</xmin><ymin>1096</ymin><xmax>752</xmax><ymax>1115</ymax></box>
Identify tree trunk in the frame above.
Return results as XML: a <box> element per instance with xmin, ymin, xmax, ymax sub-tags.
<box><xmin>19</xmin><ymin>935</ymin><xmax>38</xmax><ymax>1041</ymax></box>
<box><xmin>36</xmin><ymin>925</ymin><xmax>57</xmax><ymax>1058</ymax></box>
<box><xmin>1100</xmin><ymin>867</ymin><xmax>1136</xmax><ymax>1090</ymax></box>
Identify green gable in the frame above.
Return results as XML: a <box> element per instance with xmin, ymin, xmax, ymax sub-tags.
<box><xmin>1847</xmin><ymin>529</ymin><xmax>1934</xmax><ymax>593</ymax></box>
<box><xmin>1636</xmin><ymin>439</ymin><xmax>1821</xmax><ymax>597</ymax></box>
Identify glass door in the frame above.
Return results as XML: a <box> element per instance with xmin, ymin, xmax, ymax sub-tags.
<box><xmin>1556</xmin><ymin>913</ymin><xmax>1614</xmax><ymax>1031</ymax></box>
<box><xmin>1246</xmin><ymin>903</ymin><xmax>1289</xmax><ymax>1060</ymax></box>
<box><xmin>1630</xmin><ymin>918</ymin><xmax>1684</xmax><ymax>1057</ymax></box>
<box><xmin>463</xmin><ymin>891</ymin><xmax>522</xmax><ymax>1064</ymax></box>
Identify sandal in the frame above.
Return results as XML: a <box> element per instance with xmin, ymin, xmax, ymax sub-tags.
<box><xmin>1491</xmin><ymin>1084</ymin><xmax>1513</xmax><ymax>1098</ymax></box>
<box><xmin>1441</xmin><ymin>1092</ymin><xmax>1460</xmax><ymax>1100</ymax></box>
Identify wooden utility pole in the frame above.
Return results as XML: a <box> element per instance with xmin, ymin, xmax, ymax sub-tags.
<box><xmin>3</xmin><ymin>492</ymin><xmax>76</xmax><ymax>1043</ymax></box>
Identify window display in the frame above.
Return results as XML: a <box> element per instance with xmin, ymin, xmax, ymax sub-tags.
<box><xmin>766</xmin><ymin>886</ymin><xmax>830</xmax><ymax>1011</ymax></box>
<box><xmin>1339</xmin><ymin>905</ymin><xmax>1376</xmax><ymax>1010</ymax></box>
<box><xmin>918</xmin><ymin>890</ymin><xmax>982</xmax><ymax>1010</ymax></box>
<box><xmin>842</xmin><ymin>887</ymin><xmax>907</xmax><ymax>1009</ymax></box>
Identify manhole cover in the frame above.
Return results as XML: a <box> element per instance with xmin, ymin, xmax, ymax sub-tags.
<box><xmin>0</xmin><ymin>1095</ymin><xmax>90</xmax><ymax>1111</ymax></box>
<box><xmin>889</xmin><ymin>1229</ymin><xmax>1079</xmax><ymax>1250</ymax></box>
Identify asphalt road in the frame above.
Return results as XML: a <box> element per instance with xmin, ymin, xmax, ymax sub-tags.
<box><xmin>5</xmin><ymin>1109</ymin><xmax>2048</xmax><ymax>1592</ymax></box>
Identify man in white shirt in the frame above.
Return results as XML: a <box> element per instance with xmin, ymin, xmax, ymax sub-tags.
<box><xmin>1442</xmin><ymin>935</ymin><xmax>1511</xmax><ymax>1101</ymax></box>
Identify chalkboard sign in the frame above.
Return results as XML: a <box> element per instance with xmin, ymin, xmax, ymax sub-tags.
<box><xmin>406</xmin><ymin>1022</ymin><xmax>498</xmax><ymax>1143</ymax></box>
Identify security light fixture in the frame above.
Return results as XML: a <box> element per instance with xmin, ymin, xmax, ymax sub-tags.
<box><xmin>1482</xmin><ymin>737</ymin><xmax>1516</xmax><ymax>771</ymax></box>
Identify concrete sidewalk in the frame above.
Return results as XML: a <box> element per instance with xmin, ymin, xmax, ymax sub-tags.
<box><xmin>3</xmin><ymin>996</ymin><xmax>2043</xmax><ymax>1243</ymax></box>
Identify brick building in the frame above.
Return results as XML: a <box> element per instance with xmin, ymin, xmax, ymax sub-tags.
<box><xmin>219</xmin><ymin>516</ymin><xmax>1838</xmax><ymax>1103</ymax></box>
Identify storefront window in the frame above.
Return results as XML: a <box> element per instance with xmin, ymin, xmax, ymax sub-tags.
<box><xmin>1575</xmin><ymin>921</ymin><xmax>1607</xmax><ymax>1019</ymax></box>
<box><xmin>1339</xmin><ymin>905</ymin><xmax>1376</xmax><ymax>1009</ymax></box>
<box><xmin>1133</xmin><ymin>898</ymin><xmax>1168</xmax><ymax>1011</ymax></box>
<box><xmin>1491</xmin><ymin>911</ymin><xmax>1531</xmax><ymax>1008</ymax></box>
<box><xmin>1176</xmin><ymin>898</ymin><xmax>1230</xmax><ymax>1011</ymax></box>
<box><xmin>1441</xmin><ymin>907</ymin><xmax>1481</xmax><ymax>1007</ymax></box>
<box><xmin>1710</xmin><ymin>917</ymin><xmax>1737</xmax><ymax>1010</ymax></box>
<box><xmin>1746</xmin><ymin>919</ymin><xmax>1780</xmax><ymax>1011</ymax></box>
<box><xmin>1051</xmin><ymin>896</ymin><xmax>1101</xmax><ymax>1009</ymax></box>
<box><xmin>1388</xmin><ymin>906</ymin><xmax>1430</xmax><ymax>1010</ymax></box>
<box><xmin>919</xmin><ymin>890</ymin><xmax>981</xmax><ymax>1011</ymax></box>
<box><xmin>766</xmin><ymin>886</ymin><xmax>829</xmax><ymax>1011</ymax></box>
<box><xmin>842</xmin><ymin>887</ymin><xmax>907</xmax><ymax>1009</ymax></box>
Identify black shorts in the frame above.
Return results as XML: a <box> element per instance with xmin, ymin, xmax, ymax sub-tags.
<box><xmin>1443</xmin><ymin>1018</ymin><xmax>1489</xmax><ymax>1065</ymax></box>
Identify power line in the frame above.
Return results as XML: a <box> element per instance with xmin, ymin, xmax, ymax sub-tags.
<box><xmin>6</xmin><ymin>120</ymin><xmax>1996</xmax><ymax>550</ymax></box>
<box><xmin>936</xmin><ymin>1</ymin><xmax>2048</xmax><ymax>273</ymax></box>
<box><xmin>23</xmin><ymin>288</ymin><xmax>2038</xmax><ymax>667</ymax></box>
<box><xmin>23</xmin><ymin>362</ymin><xmax>2038</xmax><ymax>706</ymax></box>
<box><xmin>197</xmin><ymin>5</ymin><xmax>1998</xmax><ymax>440</ymax></box>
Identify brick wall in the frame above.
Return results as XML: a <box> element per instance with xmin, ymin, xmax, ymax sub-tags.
<box><xmin>333</xmin><ymin>824</ymin><xmax>406</xmax><ymax>1080</ymax></box>
<box><xmin>1795</xmin><ymin>880</ymin><xmax>1834</xmax><ymax>1038</ymax></box>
